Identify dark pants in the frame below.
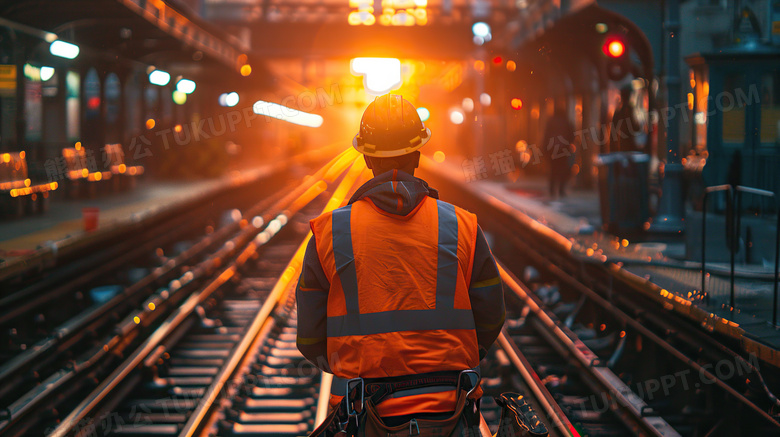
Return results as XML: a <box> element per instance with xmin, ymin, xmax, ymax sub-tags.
<box><xmin>549</xmin><ymin>161</ymin><xmax>570</xmax><ymax>199</ymax></box>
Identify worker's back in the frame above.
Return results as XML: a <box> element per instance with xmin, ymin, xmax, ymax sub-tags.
<box><xmin>298</xmin><ymin>94</ymin><xmax>505</xmax><ymax>436</ymax></box>
<box><xmin>309</xmin><ymin>169</ymin><xmax>480</xmax><ymax>416</ymax></box>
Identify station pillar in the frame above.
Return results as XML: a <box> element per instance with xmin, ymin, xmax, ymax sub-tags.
<box><xmin>653</xmin><ymin>0</ymin><xmax>685</xmax><ymax>233</ymax></box>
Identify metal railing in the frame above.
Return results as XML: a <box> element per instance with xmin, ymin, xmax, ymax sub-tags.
<box><xmin>701</xmin><ymin>185</ymin><xmax>780</xmax><ymax>325</ymax></box>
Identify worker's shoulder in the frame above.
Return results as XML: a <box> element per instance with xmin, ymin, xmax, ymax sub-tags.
<box><xmin>435</xmin><ymin>198</ymin><xmax>478</xmax><ymax>223</ymax></box>
<box><xmin>308</xmin><ymin>208</ymin><xmax>334</xmax><ymax>229</ymax></box>
<box><xmin>309</xmin><ymin>203</ymin><xmax>353</xmax><ymax>227</ymax></box>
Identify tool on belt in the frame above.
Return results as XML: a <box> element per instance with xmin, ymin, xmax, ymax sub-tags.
<box><xmin>493</xmin><ymin>393</ymin><xmax>549</xmax><ymax>437</ymax></box>
<box><xmin>310</xmin><ymin>372</ymin><xmax>550</xmax><ymax>437</ymax></box>
<box><xmin>309</xmin><ymin>370</ymin><xmax>481</xmax><ymax>437</ymax></box>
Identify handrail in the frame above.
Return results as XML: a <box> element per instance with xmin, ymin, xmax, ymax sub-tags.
<box><xmin>701</xmin><ymin>185</ymin><xmax>733</xmax><ymax>306</ymax></box>
<box><xmin>733</xmin><ymin>186</ymin><xmax>779</xmax><ymax>326</ymax></box>
<box><xmin>701</xmin><ymin>184</ymin><xmax>780</xmax><ymax>325</ymax></box>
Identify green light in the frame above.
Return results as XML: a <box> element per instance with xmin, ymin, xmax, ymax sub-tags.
<box><xmin>417</xmin><ymin>107</ymin><xmax>430</xmax><ymax>122</ymax></box>
<box><xmin>172</xmin><ymin>90</ymin><xmax>187</xmax><ymax>105</ymax></box>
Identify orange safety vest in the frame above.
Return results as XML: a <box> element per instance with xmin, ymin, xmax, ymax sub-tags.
<box><xmin>310</xmin><ymin>194</ymin><xmax>481</xmax><ymax>417</ymax></box>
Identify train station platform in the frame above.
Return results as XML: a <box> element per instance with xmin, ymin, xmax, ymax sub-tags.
<box><xmin>470</xmin><ymin>173</ymin><xmax>780</xmax><ymax>366</ymax></box>
<box><xmin>0</xmin><ymin>166</ymin><xmax>279</xmax><ymax>281</ymax></box>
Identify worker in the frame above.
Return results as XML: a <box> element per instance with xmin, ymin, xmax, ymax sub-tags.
<box><xmin>610</xmin><ymin>85</ymin><xmax>641</xmax><ymax>153</ymax></box>
<box><xmin>543</xmin><ymin>107</ymin><xmax>575</xmax><ymax>200</ymax></box>
<box><xmin>297</xmin><ymin>94</ymin><xmax>505</xmax><ymax>436</ymax></box>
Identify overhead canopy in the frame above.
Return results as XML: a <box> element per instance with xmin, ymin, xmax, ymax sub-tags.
<box><xmin>0</xmin><ymin>0</ymin><xmax>247</xmax><ymax>71</ymax></box>
<box><xmin>208</xmin><ymin>0</ymin><xmax>560</xmax><ymax>60</ymax></box>
<box><xmin>508</xmin><ymin>3</ymin><xmax>654</xmax><ymax>100</ymax></box>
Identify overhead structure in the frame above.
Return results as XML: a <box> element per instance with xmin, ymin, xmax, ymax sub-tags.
<box><xmin>0</xmin><ymin>0</ymin><xmax>250</xmax><ymax>73</ymax></box>
<box><xmin>116</xmin><ymin>0</ymin><xmax>245</xmax><ymax>69</ymax></box>
<box><xmin>206</xmin><ymin>0</ymin><xmax>569</xmax><ymax>59</ymax></box>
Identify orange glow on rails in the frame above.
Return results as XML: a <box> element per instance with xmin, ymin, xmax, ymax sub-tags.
<box><xmin>324</xmin><ymin>148</ymin><xmax>361</xmax><ymax>182</ymax></box>
<box><xmin>322</xmin><ymin>159</ymin><xmax>368</xmax><ymax>212</ymax></box>
<box><xmin>288</xmin><ymin>180</ymin><xmax>328</xmax><ymax>215</ymax></box>
<box><xmin>48</xmin><ymin>148</ymin><xmax>362</xmax><ymax>437</ymax></box>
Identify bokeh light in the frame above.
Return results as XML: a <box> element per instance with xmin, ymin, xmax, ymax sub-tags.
<box><xmin>416</xmin><ymin>107</ymin><xmax>430</xmax><ymax>122</ymax></box>
<box><xmin>449</xmin><ymin>110</ymin><xmax>464</xmax><ymax>125</ymax></box>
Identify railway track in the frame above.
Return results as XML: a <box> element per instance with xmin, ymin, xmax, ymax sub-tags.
<box><xmin>497</xmin><ymin>264</ymin><xmax>679</xmax><ymax>437</ymax></box>
<box><xmin>0</xmin><ymin>180</ymin><xmax>291</xmax><ymax>416</ymax></box>
<box><xmin>421</xmin><ymin>162</ymin><xmax>780</xmax><ymax>436</ymax></box>
<box><xmin>24</xmin><ymin>150</ymin><xmax>364</xmax><ymax>437</ymax></box>
<box><xmin>96</xmin><ymin>240</ymin><xmax>310</xmax><ymax>437</ymax></box>
<box><xmin>0</xmin><ymin>174</ymin><xmax>306</xmax><ymax>425</ymax></box>
<box><xmin>0</xmin><ymin>148</ymin><xmax>353</xmax><ymax>436</ymax></box>
<box><xmin>6</xmin><ymin>151</ymin><xmax>779</xmax><ymax>437</ymax></box>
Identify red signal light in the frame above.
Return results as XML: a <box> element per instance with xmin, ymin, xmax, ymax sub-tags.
<box><xmin>492</xmin><ymin>56</ymin><xmax>503</xmax><ymax>65</ymax></box>
<box><xmin>87</xmin><ymin>97</ymin><xmax>100</xmax><ymax>110</ymax></box>
<box><xmin>510</xmin><ymin>98</ymin><xmax>523</xmax><ymax>110</ymax></box>
<box><xmin>603</xmin><ymin>38</ymin><xmax>625</xmax><ymax>58</ymax></box>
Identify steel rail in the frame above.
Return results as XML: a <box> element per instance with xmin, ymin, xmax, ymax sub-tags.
<box><xmin>0</xmin><ymin>207</ymin><xmax>195</xmax><ymax>323</ymax></box>
<box><xmin>45</xmin><ymin>209</ymin><xmax>295</xmax><ymax>437</ymax></box>
<box><xmin>0</xmin><ymin>180</ymin><xmax>312</xmax><ymax>433</ymax></box>
<box><xmin>315</xmin><ymin>373</ymin><xmax>334</xmax><ymax>428</ymax></box>
<box><xmin>0</xmin><ymin>170</ymin><xmax>329</xmax><ymax>432</ymax></box>
<box><xmin>478</xmin><ymin>414</ymin><xmax>493</xmax><ymax>437</ymax></box>
<box><xmin>419</xmin><ymin>162</ymin><xmax>780</xmax><ymax>430</ymax></box>
<box><xmin>0</xmin><ymin>181</ymin><xmax>295</xmax><ymax>401</ymax></box>
<box><xmin>496</xmin><ymin>330</ymin><xmax>577</xmax><ymax>437</ymax></box>
<box><xmin>499</xmin><ymin>264</ymin><xmax>680</xmax><ymax>437</ymax></box>
<box><xmin>45</xmin><ymin>149</ymin><xmax>359</xmax><ymax>437</ymax></box>
<box><xmin>179</xmin><ymin>157</ymin><xmax>370</xmax><ymax>437</ymax></box>
<box><xmin>500</xmin><ymin>230</ymin><xmax>780</xmax><ymax>429</ymax></box>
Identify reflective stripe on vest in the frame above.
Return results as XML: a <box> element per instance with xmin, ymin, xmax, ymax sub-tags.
<box><xmin>436</xmin><ymin>201</ymin><xmax>458</xmax><ymax>309</ymax></box>
<box><xmin>327</xmin><ymin>200</ymin><xmax>476</xmax><ymax>338</ymax></box>
<box><xmin>332</xmin><ymin>206</ymin><xmax>360</xmax><ymax>315</ymax></box>
<box><xmin>330</xmin><ymin>365</ymin><xmax>482</xmax><ymax>397</ymax></box>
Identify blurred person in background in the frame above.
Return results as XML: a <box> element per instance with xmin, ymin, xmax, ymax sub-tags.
<box><xmin>543</xmin><ymin>107</ymin><xmax>575</xmax><ymax>199</ymax></box>
<box><xmin>610</xmin><ymin>85</ymin><xmax>641</xmax><ymax>153</ymax></box>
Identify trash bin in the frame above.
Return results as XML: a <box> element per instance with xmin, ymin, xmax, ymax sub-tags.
<box><xmin>596</xmin><ymin>152</ymin><xmax>650</xmax><ymax>232</ymax></box>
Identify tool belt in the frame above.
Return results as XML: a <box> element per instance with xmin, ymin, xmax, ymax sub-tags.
<box><xmin>309</xmin><ymin>370</ymin><xmax>481</xmax><ymax>437</ymax></box>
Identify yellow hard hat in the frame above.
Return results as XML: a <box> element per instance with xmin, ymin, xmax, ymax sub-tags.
<box><xmin>352</xmin><ymin>94</ymin><xmax>431</xmax><ymax>158</ymax></box>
